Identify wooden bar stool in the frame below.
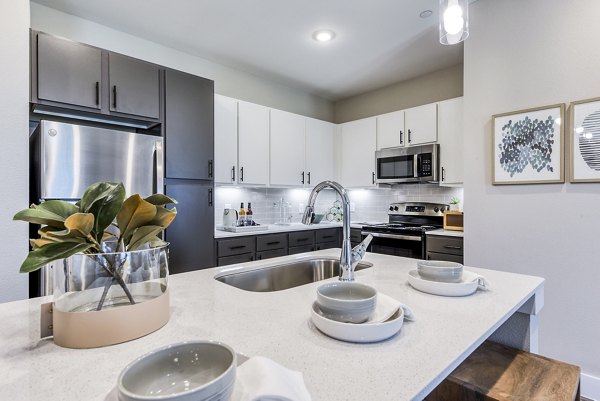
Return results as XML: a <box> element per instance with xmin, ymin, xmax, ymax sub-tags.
<box><xmin>426</xmin><ymin>341</ymin><xmax>581</xmax><ymax>401</ymax></box>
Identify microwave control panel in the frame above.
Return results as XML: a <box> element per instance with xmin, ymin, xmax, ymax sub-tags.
<box><xmin>418</xmin><ymin>153</ymin><xmax>433</xmax><ymax>177</ymax></box>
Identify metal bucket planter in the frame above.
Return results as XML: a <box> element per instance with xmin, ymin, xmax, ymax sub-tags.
<box><xmin>46</xmin><ymin>242</ymin><xmax>170</xmax><ymax>348</ymax></box>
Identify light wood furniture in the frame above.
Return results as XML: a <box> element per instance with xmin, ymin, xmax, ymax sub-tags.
<box><xmin>426</xmin><ymin>341</ymin><xmax>581</xmax><ymax>401</ymax></box>
<box><xmin>443</xmin><ymin>211</ymin><xmax>464</xmax><ymax>231</ymax></box>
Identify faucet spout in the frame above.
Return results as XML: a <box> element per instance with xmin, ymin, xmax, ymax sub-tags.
<box><xmin>302</xmin><ymin>181</ymin><xmax>371</xmax><ymax>281</ymax></box>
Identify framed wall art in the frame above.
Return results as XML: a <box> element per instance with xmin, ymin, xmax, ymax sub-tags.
<box><xmin>492</xmin><ymin>104</ymin><xmax>565</xmax><ymax>185</ymax></box>
<box><xmin>569</xmin><ymin>97</ymin><xmax>600</xmax><ymax>183</ymax></box>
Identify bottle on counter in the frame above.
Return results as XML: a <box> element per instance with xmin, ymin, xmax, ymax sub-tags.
<box><xmin>247</xmin><ymin>202</ymin><xmax>253</xmax><ymax>226</ymax></box>
<box><xmin>238</xmin><ymin>202</ymin><xmax>246</xmax><ymax>226</ymax></box>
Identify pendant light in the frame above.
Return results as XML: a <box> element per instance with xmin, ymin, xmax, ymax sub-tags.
<box><xmin>439</xmin><ymin>0</ymin><xmax>469</xmax><ymax>45</ymax></box>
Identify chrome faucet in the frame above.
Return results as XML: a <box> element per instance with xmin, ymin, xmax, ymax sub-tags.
<box><xmin>302</xmin><ymin>181</ymin><xmax>373</xmax><ymax>281</ymax></box>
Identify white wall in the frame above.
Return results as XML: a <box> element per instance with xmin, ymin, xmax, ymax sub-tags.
<box><xmin>0</xmin><ymin>0</ymin><xmax>30</xmax><ymax>302</ymax></box>
<box><xmin>464</xmin><ymin>0</ymin><xmax>600</xmax><ymax>397</ymax></box>
<box><xmin>29</xmin><ymin>3</ymin><xmax>335</xmax><ymax>122</ymax></box>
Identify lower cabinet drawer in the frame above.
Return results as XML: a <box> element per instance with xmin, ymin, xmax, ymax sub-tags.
<box><xmin>217</xmin><ymin>236</ymin><xmax>256</xmax><ymax>257</ymax></box>
<box><xmin>350</xmin><ymin>228</ymin><xmax>362</xmax><ymax>243</ymax></box>
<box><xmin>426</xmin><ymin>251</ymin><xmax>464</xmax><ymax>264</ymax></box>
<box><xmin>426</xmin><ymin>236</ymin><xmax>464</xmax><ymax>256</ymax></box>
<box><xmin>256</xmin><ymin>248</ymin><xmax>287</xmax><ymax>260</ymax></box>
<box><xmin>316</xmin><ymin>228</ymin><xmax>339</xmax><ymax>244</ymax></box>
<box><xmin>289</xmin><ymin>231</ymin><xmax>315</xmax><ymax>247</ymax></box>
<box><xmin>256</xmin><ymin>233</ymin><xmax>288</xmax><ymax>252</ymax></box>
<box><xmin>288</xmin><ymin>244</ymin><xmax>314</xmax><ymax>255</ymax></box>
<box><xmin>217</xmin><ymin>253</ymin><xmax>254</xmax><ymax>267</ymax></box>
<box><xmin>316</xmin><ymin>241</ymin><xmax>338</xmax><ymax>251</ymax></box>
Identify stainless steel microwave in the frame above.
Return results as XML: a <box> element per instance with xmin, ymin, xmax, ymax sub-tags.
<box><xmin>375</xmin><ymin>144</ymin><xmax>439</xmax><ymax>184</ymax></box>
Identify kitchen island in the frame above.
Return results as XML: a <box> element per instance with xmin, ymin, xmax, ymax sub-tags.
<box><xmin>0</xmin><ymin>249</ymin><xmax>544</xmax><ymax>401</ymax></box>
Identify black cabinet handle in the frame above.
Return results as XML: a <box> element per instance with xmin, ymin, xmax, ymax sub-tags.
<box><xmin>112</xmin><ymin>85</ymin><xmax>117</xmax><ymax>109</ymax></box>
<box><xmin>427</xmin><ymin>254</ymin><xmax>431</xmax><ymax>260</ymax></box>
<box><xmin>307</xmin><ymin>172</ymin><xmax>311</xmax><ymax>185</ymax></box>
<box><xmin>301</xmin><ymin>171</ymin><xmax>305</xmax><ymax>184</ymax></box>
<box><xmin>400</xmin><ymin>130</ymin><xmax>403</xmax><ymax>144</ymax></box>
<box><xmin>229</xmin><ymin>245</ymin><xmax>246</xmax><ymax>250</ymax></box>
<box><xmin>95</xmin><ymin>82</ymin><xmax>99</xmax><ymax>106</ymax></box>
<box><xmin>231</xmin><ymin>166</ymin><xmax>236</xmax><ymax>181</ymax></box>
<box><xmin>408</xmin><ymin>129</ymin><xmax>412</xmax><ymax>144</ymax></box>
<box><xmin>322</xmin><ymin>235</ymin><xmax>334</xmax><ymax>239</ymax></box>
<box><xmin>240</xmin><ymin>167</ymin><xmax>244</xmax><ymax>182</ymax></box>
<box><xmin>208</xmin><ymin>160</ymin><xmax>213</xmax><ymax>178</ymax></box>
<box><xmin>208</xmin><ymin>188</ymin><xmax>213</xmax><ymax>207</ymax></box>
<box><xmin>372</xmin><ymin>172</ymin><xmax>375</xmax><ymax>184</ymax></box>
<box><xmin>266</xmin><ymin>241</ymin><xmax>281</xmax><ymax>246</ymax></box>
<box><xmin>297</xmin><ymin>238</ymin><xmax>309</xmax><ymax>242</ymax></box>
<box><xmin>444</xmin><ymin>245</ymin><xmax>462</xmax><ymax>250</ymax></box>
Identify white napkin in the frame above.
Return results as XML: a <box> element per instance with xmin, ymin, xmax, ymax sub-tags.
<box><xmin>364</xmin><ymin>292</ymin><xmax>416</xmax><ymax>324</ymax></box>
<box><xmin>468</xmin><ymin>273</ymin><xmax>491</xmax><ymax>290</ymax></box>
<box><xmin>231</xmin><ymin>356</ymin><xmax>312</xmax><ymax>401</ymax></box>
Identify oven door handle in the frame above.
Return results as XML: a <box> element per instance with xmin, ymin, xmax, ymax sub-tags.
<box><xmin>361</xmin><ymin>232</ymin><xmax>422</xmax><ymax>242</ymax></box>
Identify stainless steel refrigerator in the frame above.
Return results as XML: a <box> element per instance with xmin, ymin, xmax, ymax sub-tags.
<box><xmin>31</xmin><ymin>120</ymin><xmax>164</xmax><ymax>295</ymax></box>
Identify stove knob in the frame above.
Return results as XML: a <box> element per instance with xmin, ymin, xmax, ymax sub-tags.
<box><xmin>394</xmin><ymin>206</ymin><xmax>399</xmax><ymax>211</ymax></box>
<box><xmin>434</xmin><ymin>207</ymin><xmax>439</xmax><ymax>213</ymax></box>
<box><xmin>389</xmin><ymin>206</ymin><xmax>394</xmax><ymax>211</ymax></box>
<box><xmin>440</xmin><ymin>206</ymin><xmax>445</xmax><ymax>213</ymax></box>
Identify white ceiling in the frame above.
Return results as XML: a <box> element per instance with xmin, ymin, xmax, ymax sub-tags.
<box><xmin>32</xmin><ymin>0</ymin><xmax>464</xmax><ymax>101</ymax></box>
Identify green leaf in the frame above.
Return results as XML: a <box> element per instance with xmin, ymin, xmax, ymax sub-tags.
<box><xmin>64</xmin><ymin>213</ymin><xmax>95</xmax><ymax>236</ymax></box>
<box><xmin>116</xmin><ymin>194</ymin><xmax>157</xmax><ymax>245</ymax></box>
<box><xmin>144</xmin><ymin>194</ymin><xmax>178</xmax><ymax>206</ymax></box>
<box><xmin>87</xmin><ymin>183</ymin><xmax>126</xmax><ymax>241</ymax></box>
<box><xmin>79</xmin><ymin>182</ymin><xmax>118</xmax><ymax>212</ymax></box>
<box><xmin>127</xmin><ymin>225</ymin><xmax>164</xmax><ymax>251</ymax></box>
<box><xmin>149</xmin><ymin>206</ymin><xmax>177</xmax><ymax>229</ymax></box>
<box><xmin>13</xmin><ymin>200</ymin><xmax>78</xmax><ymax>228</ymax></box>
<box><xmin>19</xmin><ymin>242</ymin><xmax>94</xmax><ymax>273</ymax></box>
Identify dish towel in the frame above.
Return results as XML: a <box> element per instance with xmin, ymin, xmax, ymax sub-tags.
<box><xmin>471</xmin><ymin>274</ymin><xmax>491</xmax><ymax>290</ymax></box>
<box><xmin>231</xmin><ymin>356</ymin><xmax>312</xmax><ymax>401</ymax></box>
<box><xmin>365</xmin><ymin>292</ymin><xmax>416</xmax><ymax>324</ymax></box>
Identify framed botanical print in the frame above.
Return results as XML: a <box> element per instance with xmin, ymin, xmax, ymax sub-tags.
<box><xmin>492</xmin><ymin>104</ymin><xmax>565</xmax><ymax>185</ymax></box>
<box><xmin>570</xmin><ymin>97</ymin><xmax>600</xmax><ymax>182</ymax></box>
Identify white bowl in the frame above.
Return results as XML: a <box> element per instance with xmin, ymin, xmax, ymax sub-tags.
<box><xmin>316</xmin><ymin>282</ymin><xmax>377</xmax><ymax>323</ymax></box>
<box><xmin>118</xmin><ymin>341</ymin><xmax>236</xmax><ymax>401</ymax></box>
<box><xmin>417</xmin><ymin>260</ymin><xmax>463</xmax><ymax>283</ymax></box>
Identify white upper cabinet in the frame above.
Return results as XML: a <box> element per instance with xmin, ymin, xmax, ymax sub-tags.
<box><xmin>238</xmin><ymin>101</ymin><xmax>270</xmax><ymax>185</ymax></box>
<box><xmin>306</xmin><ymin>118</ymin><xmax>336</xmax><ymax>186</ymax></box>
<box><xmin>340</xmin><ymin>117</ymin><xmax>377</xmax><ymax>188</ymax></box>
<box><xmin>437</xmin><ymin>97</ymin><xmax>464</xmax><ymax>185</ymax></box>
<box><xmin>270</xmin><ymin>109</ymin><xmax>306</xmax><ymax>186</ymax></box>
<box><xmin>376</xmin><ymin>110</ymin><xmax>405</xmax><ymax>149</ymax></box>
<box><xmin>214</xmin><ymin>95</ymin><xmax>238</xmax><ymax>184</ymax></box>
<box><xmin>404</xmin><ymin>103</ymin><xmax>438</xmax><ymax>145</ymax></box>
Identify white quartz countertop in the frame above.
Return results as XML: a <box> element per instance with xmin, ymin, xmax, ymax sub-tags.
<box><xmin>426</xmin><ymin>229</ymin><xmax>465</xmax><ymax>238</ymax></box>
<box><xmin>0</xmin><ymin>250</ymin><xmax>543</xmax><ymax>401</ymax></box>
<box><xmin>214</xmin><ymin>221</ymin><xmax>378</xmax><ymax>238</ymax></box>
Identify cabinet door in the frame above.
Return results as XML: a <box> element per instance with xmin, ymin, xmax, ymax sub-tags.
<box><xmin>109</xmin><ymin>53</ymin><xmax>160</xmax><ymax>119</ymax></box>
<box><xmin>36</xmin><ymin>33</ymin><xmax>102</xmax><ymax>110</ymax></box>
<box><xmin>306</xmin><ymin>118</ymin><xmax>336</xmax><ymax>186</ymax></box>
<box><xmin>214</xmin><ymin>95</ymin><xmax>238</xmax><ymax>184</ymax></box>
<box><xmin>165</xmin><ymin>180</ymin><xmax>214</xmax><ymax>274</ymax></box>
<box><xmin>164</xmin><ymin>69</ymin><xmax>214</xmax><ymax>180</ymax></box>
<box><xmin>438</xmin><ymin>97</ymin><xmax>464</xmax><ymax>185</ymax></box>
<box><xmin>270</xmin><ymin>109</ymin><xmax>306</xmax><ymax>186</ymax></box>
<box><xmin>340</xmin><ymin>117</ymin><xmax>377</xmax><ymax>188</ymax></box>
<box><xmin>376</xmin><ymin>110</ymin><xmax>405</xmax><ymax>149</ymax></box>
<box><xmin>238</xmin><ymin>101</ymin><xmax>269</xmax><ymax>185</ymax></box>
<box><xmin>405</xmin><ymin>103</ymin><xmax>437</xmax><ymax>145</ymax></box>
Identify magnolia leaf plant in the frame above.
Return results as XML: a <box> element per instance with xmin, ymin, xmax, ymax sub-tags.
<box><xmin>13</xmin><ymin>182</ymin><xmax>177</xmax><ymax>311</ymax></box>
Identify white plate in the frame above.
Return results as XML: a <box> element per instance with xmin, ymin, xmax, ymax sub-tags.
<box><xmin>310</xmin><ymin>302</ymin><xmax>404</xmax><ymax>343</ymax></box>
<box><xmin>407</xmin><ymin>269</ymin><xmax>490</xmax><ymax>297</ymax></box>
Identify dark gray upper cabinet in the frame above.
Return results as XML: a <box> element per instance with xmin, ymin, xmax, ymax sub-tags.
<box><xmin>109</xmin><ymin>53</ymin><xmax>160</xmax><ymax>119</ymax></box>
<box><xmin>165</xmin><ymin>180</ymin><xmax>214</xmax><ymax>273</ymax></box>
<box><xmin>36</xmin><ymin>33</ymin><xmax>102</xmax><ymax>110</ymax></box>
<box><xmin>164</xmin><ymin>69</ymin><xmax>214</xmax><ymax>180</ymax></box>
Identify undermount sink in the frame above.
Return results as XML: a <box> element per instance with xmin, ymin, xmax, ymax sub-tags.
<box><xmin>215</xmin><ymin>258</ymin><xmax>373</xmax><ymax>292</ymax></box>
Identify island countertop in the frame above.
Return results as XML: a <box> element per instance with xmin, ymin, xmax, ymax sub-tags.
<box><xmin>0</xmin><ymin>249</ymin><xmax>544</xmax><ymax>401</ymax></box>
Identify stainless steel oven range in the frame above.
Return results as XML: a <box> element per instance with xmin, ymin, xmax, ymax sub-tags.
<box><xmin>361</xmin><ymin>202</ymin><xmax>448</xmax><ymax>259</ymax></box>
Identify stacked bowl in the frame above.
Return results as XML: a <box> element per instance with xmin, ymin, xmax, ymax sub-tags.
<box><xmin>316</xmin><ymin>282</ymin><xmax>377</xmax><ymax>323</ymax></box>
<box><xmin>417</xmin><ymin>260</ymin><xmax>463</xmax><ymax>283</ymax></box>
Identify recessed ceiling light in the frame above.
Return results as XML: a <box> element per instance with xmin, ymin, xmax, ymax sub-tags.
<box><xmin>420</xmin><ymin>10</ymin><xmax>433</xmax><ymax>18</ymax></box>
<box><xmin>313</xmin><ymin>30</ymin><xmax>336</xmax><ymax>42</ymax></box>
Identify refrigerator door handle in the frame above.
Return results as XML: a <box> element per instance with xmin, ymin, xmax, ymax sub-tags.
<box><xmin>154</xmin><ymin>141</ymin><xmax>164</xmax><ymax>194</ymax></box>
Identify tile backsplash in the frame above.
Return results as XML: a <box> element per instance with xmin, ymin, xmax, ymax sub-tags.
<box><xmin>214</xmin><ymin>185</ymin><xmax>463</xmax><ymax>226</ymax></box>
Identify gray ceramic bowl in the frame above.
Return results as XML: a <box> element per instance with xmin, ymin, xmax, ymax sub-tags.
<box><xmin>417</xmin><ymin>260</ymin><xmax>463</xmax><ymax>283</ymax></box>
<box><xmin>316</xmin><ymin>282</ymin><xmax>377</xmax><ymax>323</ymax></box>
<box><xmin>118</xmin><ymin>341</ymin><xmax>236</xmax><ymax>401</ymax></box>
